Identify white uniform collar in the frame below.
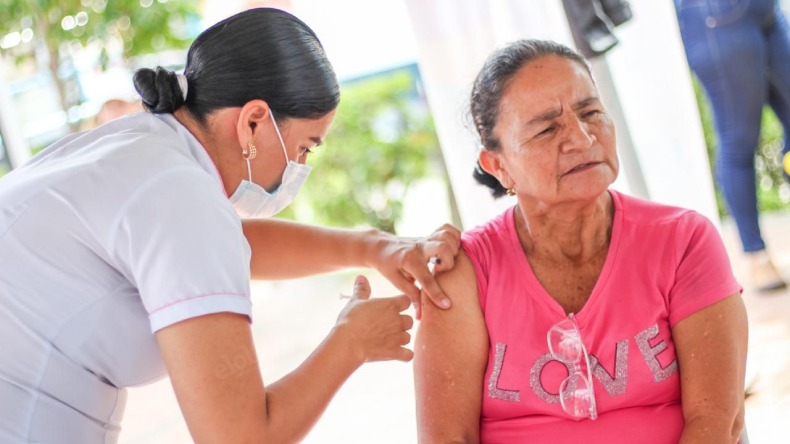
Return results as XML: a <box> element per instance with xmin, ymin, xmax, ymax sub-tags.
<box><xmin>155</xmin><ymin>113</ymin><xmax>228</xmax><ymax>196</ymax></box>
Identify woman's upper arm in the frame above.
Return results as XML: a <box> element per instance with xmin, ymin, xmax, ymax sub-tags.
<box><xmin>415</xmin><ymin>251</ymin><xmax>489</xmax><ymax>444</ymax></box>
<box><xmin>156</xmin><ymin>313</ymin><xmax>267</xmax><ymax>443</ymax></box>
<box><xmin>672</xmin><ymin>293</ymin><xmax>748</xmax><ymax>442</ymax></box>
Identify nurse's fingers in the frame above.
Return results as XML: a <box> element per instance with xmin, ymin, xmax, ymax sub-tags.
<box><xmin>422</xmin><ymin>224</ymin><xmax>461</xmax><ymax>273</ymax></box>
<box><xmin>406</xmin><ymin>258</ymin><xmax>451</xmax><ymax>311</ymax></box>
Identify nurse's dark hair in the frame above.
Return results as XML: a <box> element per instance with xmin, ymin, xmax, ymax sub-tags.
<box><xmin>133</xmin><ymin>8</ymin><xmax>339</xmax><ymax>123</ymax></box>
<box><xmin>470</xmin><ymin>39</ymin><xmax>590</xmax><ymax>198</ymax></box>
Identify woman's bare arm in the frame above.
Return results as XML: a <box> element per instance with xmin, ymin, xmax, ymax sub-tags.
<box><xmin>673</xmin><ymin>293</ymin><xmax>748</xmax><ymax>444</ymax></box>
<box><xmin>156</xmin><ymin>277</ymin><xmax>413</xmax><ymax>444</ymax></box>
<box><xmin>415</xmin><ymin>251</ymin><xmax>489</xmax><ymax>444</ymax></box>
<box><xmin>242</xmin><ymin>218</ymin><xmax>460</xmax><ymax>312</ymax></box>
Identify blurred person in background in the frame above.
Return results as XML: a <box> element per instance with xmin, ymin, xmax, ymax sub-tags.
<box><xmin>95</xmin><ymin>98</ymin><xmax>143</xmax><ymax>126</ymax></box>
<box><xmin>0</xmin><ymin>8</ymin><xmax>459</xmax><ymax>444</ymax></box>
<box><xmin>675</xmin><ymin>0</ymin><xmax>790</xmax><ymax>293</ymax></box>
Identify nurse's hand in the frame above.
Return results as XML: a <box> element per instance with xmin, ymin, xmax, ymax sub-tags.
<box><xmin>366</xmin><ymin>223</ymin><xmax>461</xmax><ymax>319</ymax></box>
<box><xmin>335</xmin><ymin>275</ymin><xmax>414</xmax><ymax>363</ymax></box>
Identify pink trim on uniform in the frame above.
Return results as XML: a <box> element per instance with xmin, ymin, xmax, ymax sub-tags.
<box><xmin>148</xmin><ymin>292</ymin><xmax>249</xmax><ymax>315</ymax></box>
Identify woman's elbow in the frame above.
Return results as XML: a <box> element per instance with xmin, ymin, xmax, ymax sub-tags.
<box><xmin>730</xmin><ymin>407</ymin><xmax>746</xmax><ymax>443</ymax></box>
<box><xmin>683</xmin><ymin>405</ymin><xmax>745</xmax><ymax>444</ymax></box>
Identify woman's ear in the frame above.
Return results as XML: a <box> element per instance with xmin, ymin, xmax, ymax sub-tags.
<box><xmin>235</xmin><ymin>100</ymin><xmax>271</xmax><ymax>147</ymax></box>
<box><xmin>479</xmin><ymin>149</ymin><xmax>514</xmax><ymax>189</ymax></box>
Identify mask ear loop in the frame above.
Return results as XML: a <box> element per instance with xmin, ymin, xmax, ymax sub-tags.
<box><xmin>242</xmin><ymin>141</ymin><xmax>256</xmax><ymax>181</ymax></box>
<box><xmin>269</xmin><ymin>111</ymin><xmax>290</xmax><ymax>164</ymax></box>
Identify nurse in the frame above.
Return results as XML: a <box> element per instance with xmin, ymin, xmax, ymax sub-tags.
<box><xmin>0</xmin><ymin>8</ymin><xmax>459</xmax><ymax>443</ymax></box>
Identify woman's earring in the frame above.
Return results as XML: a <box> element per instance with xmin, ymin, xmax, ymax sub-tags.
<box><xmin>242</xmin><ymin>141</ymin><xmax>257</xmax><ymax>160</ymax></box>
<box><xmin>506</xmin><ymin>188</ymin><xmax>516</xmax><ymax>196</ymax></box>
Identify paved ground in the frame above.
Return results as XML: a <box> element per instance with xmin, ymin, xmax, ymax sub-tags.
<box><xmin>118</xmin><ymin>211</ymin><xmax>790</xmax><ymax>444</ymax></box>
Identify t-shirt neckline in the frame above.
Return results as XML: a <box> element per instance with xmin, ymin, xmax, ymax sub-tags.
<box><xmin>505</xmin><ymin>190</ymin><xmax>624</xmax><ymax>325</ymax></box>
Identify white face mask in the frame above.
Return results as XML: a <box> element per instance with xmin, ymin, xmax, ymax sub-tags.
<box><xmin>229</xmin><ymin>112</ymin><xmax>312</xmax><ymax>219</ymax></box>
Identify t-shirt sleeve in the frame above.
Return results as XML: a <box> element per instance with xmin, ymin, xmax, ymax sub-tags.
<box><xmin>108</xmin><ymin>167</ymin><xmax>252</xmax><ymax>333</ymax></box>
<box><xmin>461</xmin><ymin>229</ymin><xmax>490</xmax><ymax>308</ymax></box>
<box><xmin>667</xmin><ymin>211</ymin><xmax>742</xmax><ymax>326</ymax></box>
<box><xmin>460</xmin><ymin>209</ymin><xmax>511</xmax><ymax>309</ymax></box>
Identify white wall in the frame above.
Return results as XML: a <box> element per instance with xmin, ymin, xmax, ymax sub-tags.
<box><xmin>603</xmin><ymin>1</ymin><xmax>718</xmax><ymax>222</ymax></box>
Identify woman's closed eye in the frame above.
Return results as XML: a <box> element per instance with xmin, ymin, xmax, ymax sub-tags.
<box><xmin>535</xmin><ymin>125</ymin><xmax>557</xmax><ymax>138</ymax></box>
<box><xmin>581</xmin><ymin>109</ymin><xmax>602</xmax><ymax>119</ymax></box>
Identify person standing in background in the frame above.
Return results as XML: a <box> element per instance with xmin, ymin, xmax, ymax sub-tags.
<box><xmin>675</xmin><ymin>0</ymin><xmax>790</xmax><ymax>292</ymax></box>
<box><xmin>95</xmin><ymin>99</ymin><xmax>143</xmax><ymax>126</ymax></box>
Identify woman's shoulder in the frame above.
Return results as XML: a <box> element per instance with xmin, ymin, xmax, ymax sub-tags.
<box><xmin>462</xmin><ymin>207</ymin><xmax>514</xmax><ymax>241</ymax></box>
<box><xmin>612</xmin><ymin>190</ymin><xmax>721</xmax><ymax>251</ymax></box>
<box><xmin>87</xmin><ymin>113</ymin><xmax>216</xmax><ymax>186</ymax></box>
<box><xmin>58</xmin><ymin>114</ymin><xmax>224</xmax><ymax>219</ymax></box>
<box><xmin>95</xmin><ymin>113</ymin><xmax>190</xmax><ymax>157</ymax></box>
<box><xmin>613</xmin><ymin>190</ymin><xmax>708</xmax><ymax>227</ymax></box>
<box><xmin>458</xmin><ymin>207</ymin><xmax>519</xmax><ymax>292</ymax></box>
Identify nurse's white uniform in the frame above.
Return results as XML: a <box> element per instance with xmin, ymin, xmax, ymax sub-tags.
<box><xmin>0</xmin><ymin>113</ymin><xmax>252</xmax><ymax>443</ymax></box>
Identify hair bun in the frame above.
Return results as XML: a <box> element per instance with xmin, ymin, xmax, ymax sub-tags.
<box><xmin>132</xmin><ymin>66</ymin><xmax>186</xmax><ymax>114</ymax></box>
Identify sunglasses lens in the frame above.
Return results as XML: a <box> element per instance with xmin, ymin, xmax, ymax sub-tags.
<box><xmin>548</xmin><ymin>316</ymin><xmax>598</xmax><ymax>420</ymax></box>
<box><xmin>548</xmin><ymin>323</ymin><xmax>582</xmax><ymax>362</ymax></box>
<box><xmin>559</xmin><ymin>372</ymin><xmax>594</xmax><ymax>418</ymax></box>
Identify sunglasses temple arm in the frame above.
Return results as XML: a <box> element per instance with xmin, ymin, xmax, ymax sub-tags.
<box><xmin>580</xmin><ymin>342</ymin><xmax>598</xmax><ymax>420</ymax></box>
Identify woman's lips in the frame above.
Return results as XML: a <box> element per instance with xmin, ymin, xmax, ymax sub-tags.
<box><xmin>564</xmin><ymin>161</ymin><xmax>601</xmax><ymax>175</ymax></box>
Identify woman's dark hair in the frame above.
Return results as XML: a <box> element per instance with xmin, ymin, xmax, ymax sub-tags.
<box><xmin>470</xmin><ymin>39</ymin><xmax>590</xmax><ymax>197</ymax></box>
<box><xmin>133</xmin><ymin>8</ymin><xmax>339</xmax><ymax>123</ymax></box>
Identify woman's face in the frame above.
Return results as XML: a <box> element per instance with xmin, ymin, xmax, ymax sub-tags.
<box><xmin>486</xmin><ymin>55</ymin><xmax>618</xmax><ymax>207</ymax></box>
<box><xmin>250</xmin><ymin>110</ymin><xmax>336</xmax><ymax>191</ymax></box>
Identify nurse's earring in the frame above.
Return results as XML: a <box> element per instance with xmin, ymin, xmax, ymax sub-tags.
<box><xmin>506</xmin><ymin>188</ymin><xmax>516</xmax><ymax>196</ymax></box>
<box><xmin>242</xmin><ymin>141</ymin><xmax>257</xmax><ymax>160</ymax></box>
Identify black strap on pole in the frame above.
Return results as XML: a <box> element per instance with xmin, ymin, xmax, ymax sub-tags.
<box><xmin>561</xmin><ymin>0</ymin><xmax>633</xmax><ymax>58</ymax></box>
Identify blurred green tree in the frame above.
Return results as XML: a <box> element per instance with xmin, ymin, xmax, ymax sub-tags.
<box><xmin>280</xmin><ymin>68</ymin><xmax>449</xmax><ymax>234</ymax></box>
<box><xmin>0</xmin><ymin>0</ymin><xmax>197</xmax><ymax>130</ymax></box>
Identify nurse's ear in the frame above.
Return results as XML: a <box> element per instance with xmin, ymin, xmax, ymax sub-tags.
<box><xmin>235</xmin><ymin>100</ymin><xmax>271</xmax><ymax>151</ymax></box>
<box><xmin>479</xmin><ymin>148</ymin><xmax>515</xmax><ymax>190</ymax></box>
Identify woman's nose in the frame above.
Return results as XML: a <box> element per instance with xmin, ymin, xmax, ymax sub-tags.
<box><xmin>561</xmin><ymin>118</ymin><xmax>595</xmax><ymax>152</ymax></box>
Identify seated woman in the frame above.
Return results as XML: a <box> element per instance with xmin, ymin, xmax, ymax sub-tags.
<box><xmin>414</xmin><ymin>39</ymin><xmax>747</xmax><ymax>444</ymax></box>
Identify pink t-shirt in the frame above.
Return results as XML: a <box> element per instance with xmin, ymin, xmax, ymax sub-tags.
<box><xmin>461</xmin><ymin>190</ymin><xmax>741</xmax><ymax>444</ymax></box>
